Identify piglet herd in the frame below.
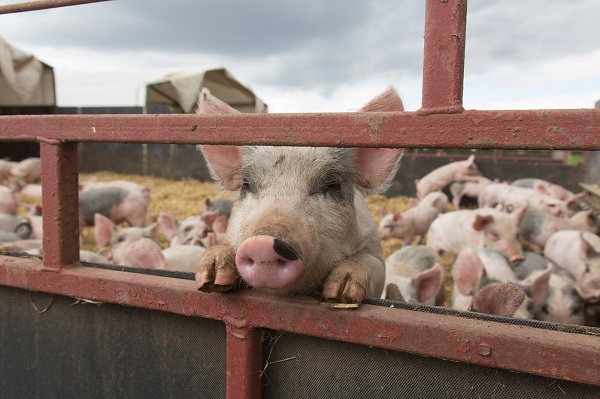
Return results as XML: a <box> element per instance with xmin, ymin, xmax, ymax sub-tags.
<box><xmin>0</xmin><ymin>87</ymin><xmax>598</xmax><ymax>327</ymax></box>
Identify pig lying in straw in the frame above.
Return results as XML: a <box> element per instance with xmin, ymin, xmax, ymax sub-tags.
<box><xmin>195</xmin><ymin>87</ymin><xmax>405</xmax><ymax>306</ymax></box>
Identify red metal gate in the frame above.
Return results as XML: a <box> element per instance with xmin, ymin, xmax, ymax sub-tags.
<box><xmin>1</xmin><ymin>1</ymin><xmax>599</xmax><ymax>397</ymax></box>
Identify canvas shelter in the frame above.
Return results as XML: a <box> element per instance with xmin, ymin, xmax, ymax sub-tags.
<box><xmin>145</xmin><ymin>68</ymin><xmax>267</xmax><ymax>114</ymax></box>
<box><xmin>0</xmin><ymin>36</ymin><xmax>55</xmax><ymax>106</ymax></box>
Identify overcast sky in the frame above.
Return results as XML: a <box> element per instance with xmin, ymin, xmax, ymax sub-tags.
<box><xmin>1</xmin><ymin>0</ymin><xmax>599</xmax><ymax>112</ymax></box>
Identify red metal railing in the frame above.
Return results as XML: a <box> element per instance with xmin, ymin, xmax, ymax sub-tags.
<box><xmin>1</xmin><ymin>0</ymin><xmax>600</xmax><ymax>397</ymax></box>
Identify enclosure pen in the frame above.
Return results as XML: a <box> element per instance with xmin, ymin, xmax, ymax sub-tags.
<box><xmin>0</xmin><ymin>1</ymin><xmax>599</xmax><ymax>398</ymax></box>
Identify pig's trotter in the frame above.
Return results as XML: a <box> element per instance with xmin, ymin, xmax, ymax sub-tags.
<box><xmin>195</xmin><ymin>244</ymin><xmax>240</xmax><ymax>292</ymax></box>
<box><xmin>321</xmin><ymin>259</ymin><xmax>369</xmax><ymax>305</ymax></box>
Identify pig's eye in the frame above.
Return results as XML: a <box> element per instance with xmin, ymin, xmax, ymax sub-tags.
<box><xmin>240</xmin><ymin>178</ymin><xmax>255</xmax><ymax>195</ymax></box>
<box><xmin>183</xmin><ymin>226</ymin><xmax>193</xmax><ymax>233</ymax></box>
<box><xmin>115</xmin><ymin>235</ymin><xmax>126</xmax><ymax>243</ymax></box>
<box><xmin>490</xmin><ymin>231</ymin><xmax>500</xmax><ymax>241</ymax></box>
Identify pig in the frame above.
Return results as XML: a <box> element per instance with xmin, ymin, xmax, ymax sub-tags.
<box><xmin>163</xmin><ymin>245</ymin><xmax>207</xmax><ymax>272</ymax></box>
<box><xmin>419</xmin><ymin>191</ymin><xmax>449</xmax><ymax>213</ymax></box>
<box><xmin>94</xmin><ymin>213</ymin><xmax>158</xmax><ymax>264</ymax></box>
<box><xmin>14</xmin><ymin>183</ymin><xmax>42</xmax><ymax>199</ymax></box>
<box><xmin>514</xmin><ymin>252</ymin><xmax>587</xmax><ymax>325</ymax></box>
<box><xmin>544</xmin><ymin>230</ymin><xmax>600</xmax><ymax>282</ymax></box>
<box><xmin>79</xmin><ymin>178</ymin><xmax>151</xmax><ymax>205</ymax></box>
<box><xmin>378</xmin><ymin>203</ymin><xmax>440</xmax><ymax>244</ymax></box>
<box><xmin>0</xmin><ymin>213</ymin><xmax>32</xmax><ymax>240</ymax></box>
<box><xmin>451</xmin><ymin>248</ymin><xmax>541</xmax><ymax>318</ymax></box>
<box><xmin>116</xmin><ymin>240</ymin><xmax>208</xmax><ymax>271</ymax></box>
<box><xmin>0</xmin><ymin>186</ymin><xmax>19</xmax><ymax>215</ymax></box>
<box><xmin>501</xmin><ymin>205</ymin><xmax>597</xmax><ymax>248</ymax></box>
<box><xmin>195</xmin><ymin>86</ymin><xmax>405</xmax><ymax>305</ymax></box>
<box><xmin>158</xmin><ymin>212</ymin><xmax>210</xmax><ymax>247</ymax></box>
<box><xmin>79</xmin><ymin>187</ymin><xmax>150</xmax><ymax>228</ymax></box>
<box><xmin>7</xmin><ymin>157</ymin><xmax>41</xmax><ymax>190</ymax></box>
<box><xmin>479</xmin><ymin>183</ymin><xmax>570</xmax><ymax>218</ymax></box>
<box><xmin>426</xmin><ymin>207</ymin><xmax>526</xmax><ymax>263</ymax></box>
<box><xmin>204</xmin><ymin>198</ymin><xmax>234</xmax><ymax>218</ymax></box>
<box><xmin>79</xmin><ymin>250</ymin><xmax>111</xmax><ymax>264</ymax></box>
<box><xmin>414</xmin><ymin>155</ymin><xmax>481</xmax><ymax>199</ymax></box>
<box><xmin>380</xmin><ymin>245</ymin><xmax>445</xmax><ymax>306</ymax></box>
<box><xmin>511</xmin><ymin>178</ymin><xmax>578</xmax><ymax>203</ymax></box>
<box><xmin>0</xmin><ymin>159</ymin><xmax>17</xmax><ymax>185</ymax></box>
<box><xmin>449</xmin><ymin>176</ymin><xmax>493</xmax><ymax>209</ymax></box>
<box><xmin>0</xmin><ymin>239</ymin><xmax>43</xmax><ymax>253</ymax></box>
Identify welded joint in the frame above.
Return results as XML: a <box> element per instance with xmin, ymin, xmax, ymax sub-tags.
<box><xmin>416</xmin><ymin>105</ymin><xmax>465</xmax><ymax>116</ymax></box>
<box><xmin>37</xmin><ymin>136</ymin><xmax>63</xmax><ymax>145</ymax></box>
<box><xmin>224</xmin><ymin>315</ymin><xmax>253</xmax><ymax>339</ymax></box>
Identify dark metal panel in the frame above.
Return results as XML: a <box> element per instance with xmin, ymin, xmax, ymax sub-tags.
<box><xmin>1</xmin><ymin>110</ymin><xmax>599</xmax><ymax>150</ymax></box>
<box><xmin>0</xmin><ymin>257</ymin><xmax>599</xmax><ymax>387</ymax></box>
<box><xmin>261</xmin><ymin>332</ymin><xmax>599</xmax><ymax>399</ymax></box>
<box><xmin>0</xmin><ymin>285</ymin><xmax>226</xmax><ymax>399</ymax></box>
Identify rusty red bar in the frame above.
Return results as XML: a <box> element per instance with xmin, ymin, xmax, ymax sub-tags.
<box><xmin>40</xmin><ymin>142</ymin><xmax>80</xmax><ymax>270</ymax></box>
<box><xmin>420</xmin><ymin>0</ymin><xmax>467</xmax><ymax>113</ymax></box>
<box><xmin>225</xmin><ymin>324</ymin><xmax>262</xmax><ymax>399</ymax></box>
<box><xmin>0</xmin><ymin>0</ymin><xmax>110</xmax><ymax>15</ymax></box>
<box><xmin>1</xmin><ymin>109</ymin><xmax>600</xmax><ymax>150</ymax></box>
<box><xmin>0</xmin><ymin>257</ymin><xmax>598</xmax><ymax>386</ymax></box>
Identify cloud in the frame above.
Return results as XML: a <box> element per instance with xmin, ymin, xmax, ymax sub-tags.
<box><xmin>1</xmin><ymin>0</ymin><xmax>598</xmax><ymax>110</ymax></box>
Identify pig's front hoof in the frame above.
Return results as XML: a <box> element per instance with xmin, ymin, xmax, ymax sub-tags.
<box><xmin>321</xmin><ymin>260</ymin><xmax>369</xmax><ymax>306</ymax></box>
<box><xmin>195</xmin><ymin>244</ymin><xmax>240</xmax><ymax>293</ymax></box>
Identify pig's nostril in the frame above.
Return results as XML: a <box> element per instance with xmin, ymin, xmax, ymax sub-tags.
<box><xmin>273</xmin><ymin>238</ymin><xmax>298</xmax><ymax>260</ymax></box>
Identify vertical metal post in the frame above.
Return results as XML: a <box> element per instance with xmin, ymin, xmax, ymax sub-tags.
<box><xmin>420</xmin><ymin>0</ymin><xmax>468</xmax><ymax>114</ymax></box>
<box><xmin>225</xmin><ymin>322</ymin><xmax>262</xmax><ymax>399</ymax></box>
<box><xmin>40</xmin><ymin>141</ymin><xmax>80</xmax><ymax>270</ymax></box>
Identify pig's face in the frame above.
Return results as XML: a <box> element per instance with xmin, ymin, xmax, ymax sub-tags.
<box><xmin>226</xmin><ymin>147</ymin><xmax>361</xmax><ymax>296</ymax></box>
<box><xmin>534</xmin><ymin>274</ymin><xmax>586</xmax><ymax>325</ymax></box>
<box><xmin>474</xmin><ymin>213</ymin><xmax>524</xmax><ymax>263</ymax></box>
<box><xmin>378</xmin><ymin>212</ymin><xmax>408</xmax><ymax>239</ymax></box>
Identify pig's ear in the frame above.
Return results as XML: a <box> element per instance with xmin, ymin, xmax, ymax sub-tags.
<box><xmin>472</xmin><ymin>215</ymin><xmax>494</xmax><ymax>231</ymax></box>
<box><xmin>521</xmin><ymin>265</ymin><xmax>552</xmax><ymax>308</ymax></box>
<box><xmin>453</xmin><ymin>248</ymin><xmax>485</xmax><ymax>295</ymax></box>
<box><xmin>414</xmin><ymin>263</ymin><xmax>444</xmax><ymax>303</ymax></box>
<box><xmin>354</xmin><ymin>87</ymin><xmax>405</xmax><ymax>192</ymax></box>
<box><xmin>196</xmin><ymin>87</ymin><xmax>243</xmax><ymax>191</ymax></box>
<box><xmin>471</xmin><ymin>283</ymin><xmax>525</xmax><ymax>317</ymax></box>
<box><xmin>145</xmin><ymin>223</ymin><xmax>158</xmax><ymax>242</ymax></box>
<box><xmin>511</xmin><ymin>204</ymin><xmax>529</xmax><ymax>226</ymax></box>
<box><xmin>94</xmin><ymin>213</ymin><xmax>116</xmax><ymax>247</ymax></box>
<box><xmin>384</xmin><ymin>283</ymin><xmax>406</xmax><ymax>302</ymax></box>
<box><xmin>354</xmin><ymin>148</ymin><xmax>404</xmax><ymax>192</ymax></box>
<box><xmin>358</xmin><ymin>86</ymin><xmax>405</xmax><ymax>112</ymax></box>
<box><xmin>466</xmin><ymin>154</ymin><xmax>475</xmax><ymax>166</ymax></box>
<box><xmin>579</xmin><ymin>234</ymin><xmax>598</xmax><ymax>261</ymax></box>
<box><xmin>212</xmin><ymin>215</ymin><xmax>228</xmax><ymax>234</ymax></box>
<box><xmin>201</xmin><ymin>210</ymin><xmax>219</xmax><ymax>227</ymax></box>
<box><xmin>199</xmin><ymin>145</ymin><xmax>242</xmax><ymax>191</ymax></box>
<box><xmin>392</xmin><ymin>211</ymin><xmax>403</xmax><ymax>223</ymax></box>
<box><xmin>158</xmin><ymin>212</ymin><xmax>179</xmax><ymax>241</ymax></box>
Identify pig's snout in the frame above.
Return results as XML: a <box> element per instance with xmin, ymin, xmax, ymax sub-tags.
<box><xmin>236</xmin><ymin>235</ymin><xmax>303</xmax><ymax>290</ymax></box>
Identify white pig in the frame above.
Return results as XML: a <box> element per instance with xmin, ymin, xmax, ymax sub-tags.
<box><xmin>195</xmin><ymin>87</ymin><xmax>405</xmax><ymax>305</ymax></box>
<box><xmin>380</xmin><ymin>245</ymin><xmax>445</xmax><ymax>306</ymax></box>
<box><xmin>378</xmin><ymin>203</ymin><xmax>439</xmax><ymax>244</ymax></box>
<box><xmin>426</xmin><ymin>207</ymin><xmax>527</xmax><ymax>263</ymax></box>
<box><xmin>415</xmin><ymin>155</ymin><xmax>481</xmax><ymax>199</ymax></box>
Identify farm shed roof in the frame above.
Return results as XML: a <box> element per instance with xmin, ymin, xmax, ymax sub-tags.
<box><xmin>145</xmin><ymin>67</ymin><xmax>268</xmax><ymax>114</ymax></box>
<box><xmin>0</xmin><ymin>35</ymin><xmax>55</xmax><ymax>106</ymax></box>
